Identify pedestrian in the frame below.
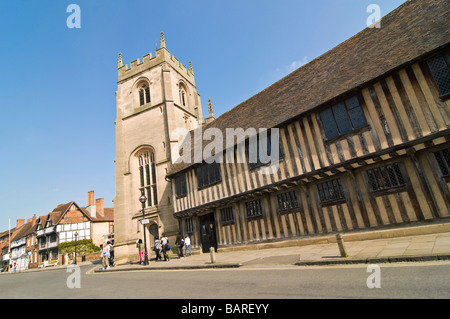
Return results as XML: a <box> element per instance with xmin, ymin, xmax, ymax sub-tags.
<box><xmin>107</xmin><ymin>241</ymin><xmax>115</xmax><ymax>267</ymax></box>
<box><xmin>175</xmin><ymin>232</ymin><xmax>184</xmax><ymax>258</ymax></box>
<box><xmin>184</xmin><ymin>233</ymin><xmax>192</xmax><ymax>257</ymax></box>
<box><xmin>136</xmin><ymin>239</ymin><xmax>145</xmax><ymax>264</ymax></box>
<box><xmin>153</xmin><ymin>237</ymin><xmax>162</xmax><ymax>261</ymax></box>
<box><xmin>160</xmin><ymin>233</ymin><xmax>170</xmax><ymax>261</ymax></box>
<box><xmin>100</xmin><ymin>243</ymin><xmax>110</xmax><ymax>270</ymax></box>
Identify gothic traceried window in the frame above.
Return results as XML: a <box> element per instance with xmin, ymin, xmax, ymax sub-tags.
<box><xmin>138</xmin><ymin>83</ymin><xmax>150</xmax><ymax>106</ymax></box>
<box><xmin>179</xmin><ymin>83</ymin><xmax>188</xmax><ymax>107</ymax></box>
<box><xmin>138</xmin><ymin>151</ymin><xmax>158</xmax><ymax>208</ymax></box>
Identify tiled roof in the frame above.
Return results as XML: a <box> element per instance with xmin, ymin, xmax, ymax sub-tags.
<box><xmin>51</xmin><ymin>201</ymin><xmax>94</xmax><ymax>223</ymax></box>
<box><xmin>52</xmin><ymin>202</ymin><xmax>73</xmax><ymax>214</ymax></box>
<box><xmin>11</xmin><ymin>221</ymin><xmax>36</xmax><ymax>241</ymax></box>
<box><xmin>0</xmin><ymin>228</ymin><xmax>15</xmax><ymax>238</ymax></box>
<box><xmin>37</xmin><ymin>215</ymin><xmax>48</xmax><ymax>228</ymax></box>
<box><xmin>167</xmin><ymin>0</ymin><xmax>450</xmax><ymax>176</ymax></box>
<box><xmin>81</xmin><ymin>207</ymin><xmax>114</xmax><ymax>222</ymax></box>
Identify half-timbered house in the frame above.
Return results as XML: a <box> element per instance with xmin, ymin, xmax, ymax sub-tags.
<box><xmin>167</xmin><ymin>0</ymin><xmax>450</xmax><ymax>253</ymax></box>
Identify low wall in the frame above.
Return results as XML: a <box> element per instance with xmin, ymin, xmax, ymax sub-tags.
<box><xmin>60</xmin><ymin>252</ymin><xmax>101</xmax><ymax>265</ymax></box>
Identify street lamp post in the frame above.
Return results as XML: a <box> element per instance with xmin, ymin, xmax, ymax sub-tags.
<box><xmin>74</xmin><ymin>231</ymin><xmax>78</xmax><ymax>265</ymax></box>
<box><xmin>139</xmin><ymin>195</ymin><xmax>149</xmax><ymax>265</ymax></box>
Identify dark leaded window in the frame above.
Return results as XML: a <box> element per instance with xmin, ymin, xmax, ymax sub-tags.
<box><xmin>320</xmin><ymin>96</ymin><xmax>367</xmax><ymax>140</ymax></box>
<box><xmin>317</xmin><ymin>178</ymin><xmax>345</xmax><ymax>203</ymax></box>
<box><xmin>367</xmin><ymin>163</ymin><xmax>405</xmax><ymax>192</ymax></box>
<box><xmin>145</xmin><ymin>86</ymin><xmax>150</xmax><ymax>103</ymax></box>
<box><xmin>185</xmin><ymin>218</ymin><xmax>193</xmax><ymax>233</ymax></box>
<box><xmin>175</xmin><ymin>174</ymin><xmax>187</xmax><ymax>197</ymax></box>
<box><xmin>434</xmin><ymin>148</ymin><xmax>450</xmax><ymax>176</ymax></box>
<box><xmin>245</xmin><ymin>199</ymin><xmax>263</xmax><ymax>219</ymax></box>
<box><xmin>220</xmin><ymin>206</ymin><xmax>234</xmax><ymax>224</ymax></box>
<box><xmin>49</xmin><ymin>234</ymin><xmax>57</xmax><ymax>243</ymax></box>
<box><xmin>427</xmin><ymin>52</ymin><xmax>450</xmax><ymax>98</ymax></box>
<box><xmin>248</xmin><ymin>133</ymin><xmax>283</xmax><ymax>169</ymax></box>
<box><xmin>139</xmin><ymin>90</ymin><xmax>145</xmax><ymax>106</ymax></box>
<box><xmin>277</xmin><ymin>190</ymin><xmax>299</xmax><ymax>212</ymax></box>
<box><xmin>196</xmin><ymin>162</ymin><xmax>221</xmax><ymax>188</ymax></box>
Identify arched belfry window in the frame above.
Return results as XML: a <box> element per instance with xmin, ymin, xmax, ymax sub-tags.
<box><xmin>138</xmin><ymin>151</ymin><xmax>158</xmax><ymax>208</ymax></box>
<box><xmin>138</xmin><ymin>83</ymin><xmax>150</xmax><ymax>106</ymax></box>
<box><xmin>178</xmin><ymin>83</ymin><xmax>188</xmax><ymax>108</ymax></box>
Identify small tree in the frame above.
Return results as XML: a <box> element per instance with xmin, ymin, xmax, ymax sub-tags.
<box><xmin>58</xmin><ymin>239</ymin><xmax>100</xmax><ymax>256</ymax></box>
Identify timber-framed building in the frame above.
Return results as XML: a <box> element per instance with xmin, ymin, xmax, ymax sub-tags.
<box><xmin>166</xmin><ymin>0</ymin><xmax>450</xmax><ymax>253</ymax></box>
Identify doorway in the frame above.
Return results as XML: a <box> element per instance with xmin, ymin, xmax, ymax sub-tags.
<box><xmin>148</xmin><ymin>223</ymin><xmax>159</xmax><ymax>249</ymax></box>
<box><xmin>199</xmin><ymin>213</ymin><xmax>218</xmax><ymax>253</ymax></box>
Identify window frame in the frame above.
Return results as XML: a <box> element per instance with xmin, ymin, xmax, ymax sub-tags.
<box><xmin>185</xmin><ymin>218</ymin><xmax>194</xmax><ymax>234</ymax></box>
<box><xmin>276</xmin><ymin>190</ymin><xmax>300</xmax><ymax>214</ymax></box>
<box><xmin>319</xmin><ymin>95</ymin><xmax>369</xmax><ymax>141</ymax></box>
<box><xmin>175</xmin><ymin>174</ymin><xmax>188</xmax><ymax>198</ymax></box>
<box><xmin>178</xmin><ymin>82</ymin><xmax>189</xmax><ymax>108</ymax></box>
<box><xmin>138</xmin><ymin>151</ymin><xmax>158</xmax><ymax>208</ymax></box>
<box><xmin>247</xmin><ymin>132</ymin><xmax>284</xmax><ymax>170</ymax></box>
<box><xmin>220</xmin><ymin>206</ymin><xmax>235</xmax><ymax>225</ymax></box>
<box><xmin>196</xmin><ymin>162</ymin><xmax>222</xmax><ymax>189</ymax></box>
<box><xmin>366</xmin><ymin>162</ymin><xmax>407</xmax><ymax>195</ymax></box>
<box><xmin>433</xmin><ymin>148</ymin><xmax>450</xmax><ymax>181</ymax></box>
<box><xmin>317</xmin><ymin>178</ymin><xmax>346</xmax><ymax>206</ymax></box>
<box><xmin>426</xmin><ymin>51</ymin><xmax>450</xmax><ymax>100</ymax></box>
<box><xmin>245</xmin><ymin>198</ymin><xmax>264</xmax><ymax>220</ymax></box>
<box><xmin>138</xmin><ymin>83</ymin><xmax>151</xmax><ymax>106</ymax></box>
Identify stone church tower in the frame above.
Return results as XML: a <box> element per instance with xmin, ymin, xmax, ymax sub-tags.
<box><xmin>114</xmin><ymin>33</ymin><xmax>203</xmax><ymax>262</ymax></box>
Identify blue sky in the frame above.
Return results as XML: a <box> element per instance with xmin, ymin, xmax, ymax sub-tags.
<box><xmin>0</xmin><ymin>0</ymin><xmax>406</xmax><ymax>231</ymax></box>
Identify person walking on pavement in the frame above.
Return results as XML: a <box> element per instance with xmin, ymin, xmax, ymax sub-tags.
<box><xmin>136</xmin><ymin>239</ymin><xmax>145</xmax><ymax>264</ymax></box>
<box><xmin>175</xmin><ymin>232</ymin><xmax>184</xmax><ymax>258</ymax></box>
<box><xmin>184</xmin><ymin>233</ymin><xmax>192</xmax><ymax>256</ymax></box>
<box><xmin>154</xmin><ymin>237</ymin><xmax>162</xmax><ymax>261</ymax></box>
<box><xmin>107</xmin><ymin>241</ymin><xmax>115</xmax><ymax>267</ymax></box>
<box><xmin>100</xmin><ymin>243</ymin><xmax>110</xmax><ymax>270</ymax></box>
<box><xmin>160</xmin><ymin>233</ymin><xmax>170</xmax><ymax>261</ymax></box>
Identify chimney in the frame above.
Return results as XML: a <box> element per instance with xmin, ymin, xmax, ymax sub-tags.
<box><xmin>86</xmin><ymin>190</ymin><xmax>96</xmax><ymax>218</ymax></box>
<box><xmin>88</xmin><ymin>190</ymin><xmax>95</xmax><ymax>206</ymax></box>
<box><xmin>96</xmin><ymin>198</ymin><xmax>104</xmax><ymax>215</ymax></box>
<box><xmin>16</xmin><ymin>219</ymin><xmax>25</xmax><ymax>228</ymax></box>
<box><xmin>27</xmin><ymin>214</ymin><xmax>37</xmax><ymax>225</ymax></box>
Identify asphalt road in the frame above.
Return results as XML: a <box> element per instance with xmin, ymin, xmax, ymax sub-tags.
<box><xmin>1</xmin><ymin>261</ymin><xmax>449</xmax><ymax>300</ymax></box>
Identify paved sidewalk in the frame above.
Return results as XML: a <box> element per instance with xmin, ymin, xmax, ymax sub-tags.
<box><xmin>5</xmin><ymin>223</ymin><xmax>450</xmax><ymax>275</ymax></box>
<box><xmin>95</xmin><ymin>227</ymin><xmax>450</xmax><ymax>273</ymax></box>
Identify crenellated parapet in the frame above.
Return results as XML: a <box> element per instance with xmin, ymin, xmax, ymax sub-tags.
<box><xmin>118</xmin><ymin>32</ymin><xmax>195</xmax><ymax>84</ymax></box>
